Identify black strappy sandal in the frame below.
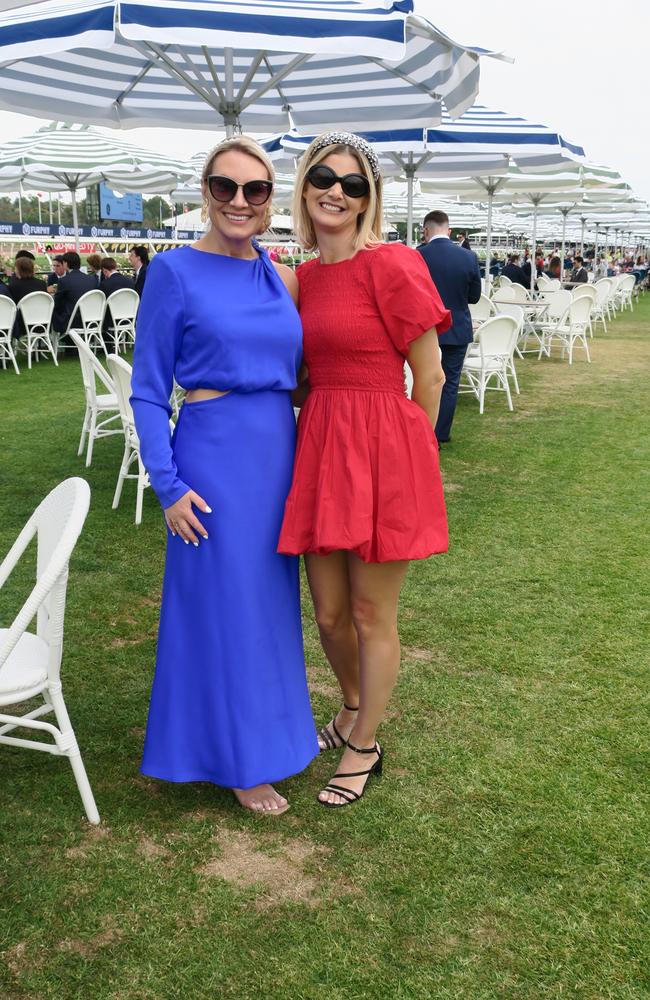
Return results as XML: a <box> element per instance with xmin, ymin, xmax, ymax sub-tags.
<box><xmin>318</xmin><ymin>739</ymin><xmax>383</xmax><ymax>808</ymax></box>
<box><xmin>317</xmin><ymin>703</ymin><xmax>359</xmax><ymax>752</ymax></box>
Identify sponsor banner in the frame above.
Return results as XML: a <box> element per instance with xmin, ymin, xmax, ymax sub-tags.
<box><xmin>0</xmin><ymin>221</ymin><xmax>204</xmax><ymax>241</ymax></box>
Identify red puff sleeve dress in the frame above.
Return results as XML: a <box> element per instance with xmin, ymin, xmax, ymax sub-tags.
<box><xmin>278</xmin><ymin>242</ymin><xmax>452</xmax><ymax>564</ymax></box>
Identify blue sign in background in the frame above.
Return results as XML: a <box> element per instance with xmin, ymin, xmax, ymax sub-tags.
<box><xmin>99</xmin><ymin>182</ymin><xmax>144</xmax><ymax>223</ymax></box>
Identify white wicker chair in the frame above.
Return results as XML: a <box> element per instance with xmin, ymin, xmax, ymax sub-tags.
<box><xmin>62</xmin><ymin>289</ymin><xmax>107</xmax><ymax>355</ymax></box>
<box><xmin>460</xmin><ymin>315</ymin><xmax>519</xmax><ymax>414</ymax></box>
<box><xmin>617</xmin><ymin>274</ymin><xmax>636</xmax><ymax>311</ymax></box>
<box><xmin>105</xmin><ymin>288</ymin><xmax>139</xmax><ymax>353</ymax></box>
<box><xmin>572</xmin><ymin>284</ymin><xmax>597</xmax><ymax>338</ymax></box>
<box><xmin>0</xmin><ymin>295</ymin><xmax>19</xmax><ymax>374</ymax></box>
<box><xmin>0</xmin><ymin>477</ymin><xmax>100</xmax><ymax>825</ymax></box>
<box><xmin>17</xmin><ymin>291</ymin><xmax>57</xmax><ymax>369</ymax></box>
<box><xmin>491</xmin><ymin>302</ymin><xmax>523</xmax><ymax>391</ymax></box>
<box><xmin>106</xmin><ymin>354</ymin><xmax>150</xmax><ymax>525</ymax></box>
<box><xmin>536</xmin><ymin>290</ymin><xmax>572</xmax><ymax>359</ymax></box>
<box><xmin>593</xmin><ymin>278</ymin><xmax>613</xmax><ymax>332</ymax></box>
<box><xmin>69</xmin><ymin>331</ymin><xmax>122</xmax><ymax>467</ymax></box>
<box><xmin>543</xmin><ymin>294</ymin><xmax>592</xmax><ymax>364</ymax></box>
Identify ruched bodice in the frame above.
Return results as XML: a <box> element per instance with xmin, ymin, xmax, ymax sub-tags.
<box><xmin>279</xmin><ymin>242</ymin><xmax>452</xmax><ymax>563</ymax></box>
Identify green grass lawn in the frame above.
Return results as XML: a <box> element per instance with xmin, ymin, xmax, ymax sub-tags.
<box><xmin>1</xmin><ymin>297</ymin><xmax>649</xmax><ymax>999</ymax></box>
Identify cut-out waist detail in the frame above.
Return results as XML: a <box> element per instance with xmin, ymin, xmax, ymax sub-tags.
<box><xmin>185</xmin><ymin>388</ymin><xmax>231</xmax><ymax>404</ymax></box>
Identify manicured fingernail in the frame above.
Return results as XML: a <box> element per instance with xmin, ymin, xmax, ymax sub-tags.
<box><xmin>193</xmin><ymin>542</ymin><xmax>199</xmax><ymax>547</ymax></box>
<box><xmin>205</xmin><ymin>506</ymin><xmax>212</xmax><ymax>513</ymax></box>
<box><xmin>171</xmin><ymin>531</ymin><xmax>176</xmax><ymax>537</ymax></box>
<box><xmin>184</xmin><ymin>539</ymin><xmax>189</xmax><ymax>545</ymax></box>
<box><xmin>202</xmin><ymin>534</ymin><xmax>208</xmax><ymax>540</ymax></box>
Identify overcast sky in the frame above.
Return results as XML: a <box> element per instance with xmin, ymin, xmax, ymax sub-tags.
<box><xmin>0</xmin><ymin>0</ymin><xmax>646</xmax><ymax>204</ymax></box>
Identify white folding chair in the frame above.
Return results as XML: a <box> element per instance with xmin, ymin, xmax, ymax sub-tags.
<box><xmin>0</xmin><ymin>478</ymin><xmax>100</xmax><ymax>825</ymax></box>
<box><xmin>544</xmin><ymin>295</ymin><xmax>592</xmax><ymax>364</ymax></box>
<box><xmin>106</xmin><ymin>354</ymin><xmax>150</xmax><ymax>526</ymax></box>
<box><xmin>536</xmin><ymin>275</ymin><xmax>551</xmax><ymax>292</ymax></box>
<box><xmin>497</xmin><ymin>274</ymin><xmax>512</xmax><ymax>288</ymax></box>
<box><xmin>546</xmin><ymin>278</ymin><xmax>561</xmax><ymax>292</ymax></box>
<box><xmin>17</xmin><ymin>291</ymin><xmax>57</xmax><ymax>369</ymax></box>
<box><xmin>105</xmin><ymin>288</ymin><xmax>139</xmax><ymax>353</ymax></box>
<box><xmin>69</xmin><ymin>331</ymin><xmax>122</xmax><ymax>467</ymax></box>
<box><xmin>64</xmin><ymin>289</ymin><xmax>107</xmax><ymax>355</ymax></box>
<box><xmin>491</xmin><ymin>302</ymin><xmax>523</xmax><ymax>391</ymax></box>
<box><xmin>460</xmin><ymin>315</ymin><xmax>519</xmax><ymax>414</ymax></box>
<box><xmin>536</xmin><ymin>290</ymin><xmax>572</xmax><ymax>359</ymax></box>
<box><xmin>0</xmin><ymin>296</ymin><xmax>19</xmax><ymax>374</ymax></box>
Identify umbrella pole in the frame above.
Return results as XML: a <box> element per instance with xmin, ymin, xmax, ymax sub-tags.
<box><xmin>580</xmin><ymin>217</ymin><xmax>585</xmax><ymax>257</ymax></box>
<box><xmin>18</xmin><ymin>182</ymin><xmax>23</xmax><ymax>223</ymax></box>
<box><xmin>560</xmin><ymin>209</ymin><xmax>568</xmax><ymax>281</ymax></box>
<box><xmin>71</xmin><ymin>187</ymin><xmax>80</xmax><ymax>252</ymax></box>
<box><xmin>530</xmin><ymin>197</ymin><xmax>539</xmax><ymax>293</ymax></box>
<box><xmin>406</xmin><ymin>154</ymin><xmax>414</xmax><ymax>247</ymax></box>
<box><xmin>485</xmin><ymin>187</ymin><xmax>494</xmax><ymax>292</ymax></box>
<box><xmin>593</xmin><ymin>223</ymin><xmax>599</xmax><ymax>266</ymax></box>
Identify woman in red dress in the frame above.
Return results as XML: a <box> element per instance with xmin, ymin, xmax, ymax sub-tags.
<box><xmin>278</xmin><ymin>132</ymin><xmax>451</xmax><ymax>808</ymax></box>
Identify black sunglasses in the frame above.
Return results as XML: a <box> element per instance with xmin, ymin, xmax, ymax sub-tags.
<box><xmin>306</xmin><ymin>164</ymin><xmax>370</xmax><ymax>199</ymax></box>
<box><xmin>207</xmin><ymin>174</ymin><xmax>273</xmax><ymax>205</ymax></box>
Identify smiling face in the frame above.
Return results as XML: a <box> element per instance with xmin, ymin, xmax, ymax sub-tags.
<box><xmin>302</xmin><ymin>151</ymin><xmax>369</xmax><ymax>244</ymax></box>
<box><xmin>201</xmin><ymin>148</ymin><xmax>271</xmax><ymax>250</ymax></box>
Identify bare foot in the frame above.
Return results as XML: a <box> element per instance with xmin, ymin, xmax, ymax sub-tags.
<box><xmin>317</xmin><ymin>704</ymin><xmax>359</xmax><ymax>752</ymax></box>
<box><xmin>318</xmin><ymin>743</ymin><xmax>381</xmax><ymax>806</ymax></box>
<box><xmin>233</xmin><ymin>784</ymin><xmax>290</xmax><ymax>816</ymax></box>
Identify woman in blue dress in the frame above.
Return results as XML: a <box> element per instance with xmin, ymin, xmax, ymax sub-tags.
<box><xmin>131</xmin><ymin>136</ymin><xmax>319</xmax><ymax>815</ymax></box>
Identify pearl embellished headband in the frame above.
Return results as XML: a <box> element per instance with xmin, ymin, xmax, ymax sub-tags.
<box><xmin>307</xmin><ymin>131</ymin><xmax>381</xmax><ymax>181</ymax></box>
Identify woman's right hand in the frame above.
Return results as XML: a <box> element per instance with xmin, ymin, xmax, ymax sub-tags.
<box><xmin>164</xmin><ymin>490</ymin><xmax>212</xmax><ymax>545</ymax></box>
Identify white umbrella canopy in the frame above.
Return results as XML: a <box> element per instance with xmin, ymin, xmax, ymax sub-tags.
<box><xmin>0</xmin><ymin>122</ymin><xmax>194</xmax><ymax>248</ymax></box>
<box><xmin>0</xmin><ymin>1</ymin><xmax>507</xmax><ymax>133</ymax></box>
<box><xmin>422</xmin><ymin>162</ymin><xmax>624</xmax><ymax>287</ymax></box>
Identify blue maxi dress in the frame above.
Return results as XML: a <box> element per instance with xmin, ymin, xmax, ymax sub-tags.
<box><xmin>131</xmin><ymin>244</ymin><xmax>319</xmax><ymax>789</ymax></box>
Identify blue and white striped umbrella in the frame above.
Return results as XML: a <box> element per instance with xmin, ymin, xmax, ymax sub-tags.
<box><xmin>425</xmin><ymin>105</ymin><xmax>584</xmax><ymax>170</ymax></box>
<box><xmin>263</xmin><ymin>128</ymin><xmax>511</xmax><ymax>244</ymax></box>
<box><xmin>0</xmin><ymin>1</ymin><xmax>507</xmax><ymax>133</ymax></box>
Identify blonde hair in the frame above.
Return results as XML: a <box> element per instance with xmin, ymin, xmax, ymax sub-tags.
<box><xmin>201</xmin><ymin>135</ymin><xmax>275</xmax><ymax>234</ymax></box>
<box><xmin>292</xmin><ymin>138</ymin><xmax>383</xmax><ymax>253</ymax></box>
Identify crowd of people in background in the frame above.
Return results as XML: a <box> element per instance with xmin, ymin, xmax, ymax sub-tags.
<box><xmin>485</xmin><ymin>246</ymin><xmax>649</xmax><ymax>284</ymax></box>
<box><xmin>0</xmin><ymin>245</ymin><xmax>149</xmax><ymax>343</ymax></box>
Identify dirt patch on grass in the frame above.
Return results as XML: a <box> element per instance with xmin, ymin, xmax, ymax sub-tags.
<box><xmin>64</xmin><ymin>823</ymin><xmax>112</xmax><ymax>860</ymax></box>
<box><xmin>108</xmin><ymin>636</ymin><xmax>149</xmax><ymax>649</ymax></box>
<box><xmin>58</xmin><ymin>915</ymin><xmax>123</xmax><ymax>957</ymax></box>
<box><xmin>402</xmin><ymin>646</ymin><xmax>432</xmax><ymax>663</ymax></box>
<box><xmin>198</xmin><ymin>829</ymin><xmax>335</xmax><ymax>909</ymax></box>
<box><xmin>137</xmin><ymin>835</ymin><xmax>172</xmax><ymax>862</ymax></box>
<box><xmin>3</xmin><ymin>941</ymin><xmax>28</xmax><ymax>977</ymax></box>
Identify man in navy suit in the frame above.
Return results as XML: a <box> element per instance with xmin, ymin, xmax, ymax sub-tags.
<box><xmin>417</xmin><ymin>210</ymin><xmax>482</xmax><ymax>443</ymax></box>
<box><xmin>100</xmin><ymin>257</ymin><xmax>136</xmax><ymax>349</ymax></box>
<box><xmin>52</xmin><ymin>250</ymin><xmax>96</xmax><ymax>334</ymax></box>
<box><xmin>129</xmin><ymin>245</ymin><xmax>149</xmax><ymax>297</ymax></box>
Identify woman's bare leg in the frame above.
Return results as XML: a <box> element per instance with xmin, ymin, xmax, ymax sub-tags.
<box><xmin>319</xmin><ymin>556</ymin><xmax>409</xmax><ymax>805</ymax></box>
<box><xmin>305</xmin><ymin>551</ymin><xmax>360</xmax><ymax>745</ymax></box>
